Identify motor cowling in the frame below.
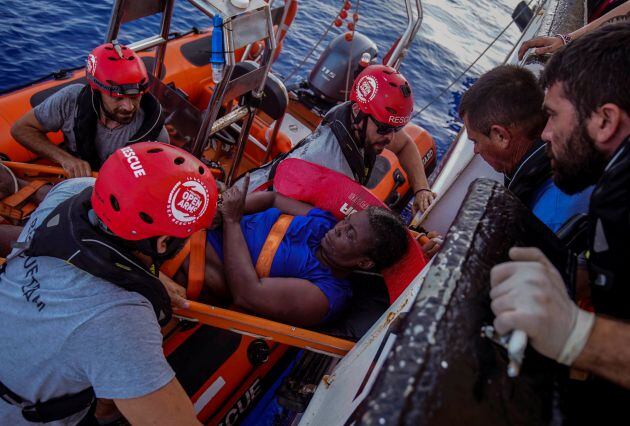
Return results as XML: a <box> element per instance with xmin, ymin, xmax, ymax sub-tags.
<box><xmin>308</xmin><ymin>31</ymin><xmax>378</xmax><ymax>103</ymax></box>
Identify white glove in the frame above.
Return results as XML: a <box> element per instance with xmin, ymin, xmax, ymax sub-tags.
<box><xmin>490</xmin><ymin>247</ymin><xmax>595</xmax><ymax>365</ymax></box>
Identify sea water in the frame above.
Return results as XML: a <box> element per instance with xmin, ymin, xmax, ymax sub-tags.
<box><xmin>0</xmin><ymin>0</ymin><xmax>523</xmax><ymax>159</ymax></box>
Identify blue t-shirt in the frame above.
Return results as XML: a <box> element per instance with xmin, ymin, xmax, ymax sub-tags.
<box><xmin>0</xmin><ymin>179</ymin><xmax>174</xmax><ymax>425</ymax></box>
<box><xmin>531</xmin><ymin>179</ymin><xmax>593</xmax><ymax>233</ymax></box>
<box><xmin>207</xmin><ymin>208</ymin><xmax>352</xmax><ymax>322</ymax></box>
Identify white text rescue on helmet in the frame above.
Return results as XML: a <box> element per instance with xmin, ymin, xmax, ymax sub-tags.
<box><xmin>120</xmin><ymin>147</ymin><xmax>146</xmax><ymax>177</ymax></box>
<box><xmin>388</xmin><ymin>116</ymin><xmax>410</xmax><ymax>125</ymax></box>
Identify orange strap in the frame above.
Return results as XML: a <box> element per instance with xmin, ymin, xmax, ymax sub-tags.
<box><xmin>0</xmin><ymin>203</ymin><xmax>24</xmax><ymax>221</ymax></box>
<box><xmin>3</xmin><ymin>180</ymin><xmax>47</xmax><ymax>207</ymax></box>
<box><xmin>160</xmin><ymin>238</ymin><xmax>192</xmax><ymax>278</ymax></box>
<box><xmin>255</xmin><ymin>214</ymin><xmax>294</xmax><ymax>278</ymax></box>
<box><xmin>187</xmin><ymin>230</ymin><xmax>206</xmax><ymax>300</ymax></box>
<box><xmin>159</xmin><ymin>230</ymin><xmax>206</xmax><ymax>300</ymax></box>
<box><xmin>0</xmin><ymin>180</ymin><xmax>48</xmax><ymax>221</ymax></box>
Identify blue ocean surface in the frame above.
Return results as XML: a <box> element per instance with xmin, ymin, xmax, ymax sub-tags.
<box><xmin>0</xmin><ymin>0</ymin><xmax>523</xmax><ymax>159</ymax></box>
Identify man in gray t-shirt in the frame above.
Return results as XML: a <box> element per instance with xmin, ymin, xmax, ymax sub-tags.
<box><xmin>0</xmin><ymin>142</ymin><xmax>218</xmax><ymax>425</ymax></box>
<box><xmin>9</xmin><ymin>42</ymin><xmax>168</xmax><ymax>179</ymax></box>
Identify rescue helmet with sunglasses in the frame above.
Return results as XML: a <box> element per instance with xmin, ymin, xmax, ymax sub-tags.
<box><xmin>86</xmin><ymin>41</ymin><xmax>150</xmax><ymax>98</ymax></box>
<box><xmin>350</xmin><ymin>65</ymin><xmax>413</xmax><ymax>132</ymax></box>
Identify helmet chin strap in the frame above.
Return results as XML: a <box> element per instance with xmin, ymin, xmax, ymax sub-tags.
<box><xmin>134</xmin><ymin>237</ymin><xmax>187</xmax><ymax>268</ymax></box>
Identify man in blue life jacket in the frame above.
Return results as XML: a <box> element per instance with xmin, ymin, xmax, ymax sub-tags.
<box><xmin>242</xmin><ymin>65</ymin><xmax>435</xmax><ymax>214</ymax></box>
<box><xmin>459</xmin><ymin>64</ymin><xmax>592</xmax><ymax>232</ymax></box>
<box><xmin>490</xmin><ymin>23</ymin><xmax>630</xmax><ymax>424</ymax></box>
<box><xmin>0</xmin><ymin>142</ymin><xmax>217</xmax><ymax>425</ymax></box>
<box><xmin>9</xmin><ymin>41</ymin><xmax>169</xmax><ymax>179</ymax></box>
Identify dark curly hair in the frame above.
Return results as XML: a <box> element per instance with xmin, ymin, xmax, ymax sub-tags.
<box><xmin>541</xmin><ymin>22</ymin><xmax>630</xmax><ymax>122</ymax></box>
<box><xmin>365</xmin><ymin>206</ymin><xmax>409</xmax><ymax>269</ymax></box>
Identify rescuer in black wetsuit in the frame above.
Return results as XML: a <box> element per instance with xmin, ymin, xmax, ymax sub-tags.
<box><xmin>489</xmin><ymin>23</ymin><xmax>630</xmax><ymax>424</ymax></box>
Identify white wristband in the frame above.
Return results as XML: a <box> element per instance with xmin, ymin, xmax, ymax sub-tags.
<box><xmin>556</xmin><ymin>309</ymin><xmax>595</xmax><ymax>366</ymax></box>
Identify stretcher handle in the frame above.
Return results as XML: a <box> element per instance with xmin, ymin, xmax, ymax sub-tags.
<box><xmin>174</xmin><ymin>301</ymin><xmax>356</xmax><ymax>358</ymax></box>
<box><xmin>2</xmin><ymin>161</ymin><xmax>98</xmax><ymax>178</ymax></box>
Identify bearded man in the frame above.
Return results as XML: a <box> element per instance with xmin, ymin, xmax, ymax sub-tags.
<box><xmin>489</xmin><ymin>23</ymin><xmax>630</xmax><ymax>424</ymax></box>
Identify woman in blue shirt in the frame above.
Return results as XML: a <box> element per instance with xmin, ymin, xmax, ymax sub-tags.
<box><xmin>179</xmin><ymin>175</ymin><xmax>409</xmax><ymax>326</ymax></box>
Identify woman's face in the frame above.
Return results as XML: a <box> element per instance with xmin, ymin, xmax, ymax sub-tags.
<box><xmin>320</xmin><ymin>210</ymin><xmax>375</xmax><ymax>270</ymax></box>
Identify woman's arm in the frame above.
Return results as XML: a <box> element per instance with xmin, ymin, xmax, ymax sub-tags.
<box><xmin>220</xmin><ymin>176</ymin><xmax>329</xmax><ymax>325</ymax></box>
<box><xmin>244</xmin><ymin>188</ymin><xmax>314</xmax><ymax>216</ymax></box>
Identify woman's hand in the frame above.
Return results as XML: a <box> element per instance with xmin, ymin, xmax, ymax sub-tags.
<box><xmin>518</xmin><ymin>35</ymin><xmax>565</xmax><ymax>60</ymax></box>
<box><xmin>209</xmin><ymin>181</ymin><xmax>227</xmax><ymax>229</ymax></box>
<box><xmin>219</xmin><ymin>174</ymin><xmax>249</xmax><ymax>223</ymax></box>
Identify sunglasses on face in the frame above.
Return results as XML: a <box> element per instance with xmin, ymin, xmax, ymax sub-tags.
<box><xmin>89</xmin><ymin>74</ymin><xmax>150</xmax><ymax>98</ymax></box>
<box><xmin>108</xmin><ymin>81</ymin><xmax>150</xmax><ymax>97</ymax></box>
<box><xmin>369</xmin><ymin>116</ymin><xmax>404</xmax><ymax>135</ymax></box>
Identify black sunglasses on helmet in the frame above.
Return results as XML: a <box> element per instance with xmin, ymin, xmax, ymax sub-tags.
<box><xmin>369</xmin><ymin>116</ymin><xmax>405</xmax><ymax>135</ymax></box>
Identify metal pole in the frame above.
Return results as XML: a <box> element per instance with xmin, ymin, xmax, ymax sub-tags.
<box><xmin>386</xmin><ymin>0</ymin><xmax>424</xmax><ymax>70</ymax></box>
<box><xmin>226</xmin><ymin>109</ymin><xmax>257</xmax><ymax>185</ymax></box>
<box><xmin>225</xmin><ymin>7</ymin><xmax>277</xmax><ymax>184</ymax></box>
<box><xmin>191</xmin><ymin>15</ymin><xmax>237</xmax><ymax>158</ymax></box>
<box><xmin>262</xmin><ymin>114</ymin><xmax>284</xmax><ymax>163</ymax></box>
<box><xmin>153</xmin><ymin>0</ymin><xmax>176</xmax><ymax>79</ymax></box>
<box><xmin>190</xmin><ymin>65</ymin><xmax>235</xmax><ymax>158</ymax></box>
<box><xmin>105</xmin><ymin>0</ymin><xmax>128</xmax><ymax>42</ymax></box>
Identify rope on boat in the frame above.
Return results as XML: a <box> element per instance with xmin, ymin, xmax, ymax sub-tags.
<box><xmin>343</xmin><ymin>0</ymin><xmax>361</xmax><ymax>101</ymax></box>
<box><xmin>409</xmin><ymin>0</ymin><xmax>539</xmax><ymax>122</ymax></box>
<box><xmin>281</xmin><ymin>8</ymin><xmax>339</xmax><ymax>84</ymax></box>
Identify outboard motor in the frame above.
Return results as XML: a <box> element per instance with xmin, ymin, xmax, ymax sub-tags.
<box><xmin>308</xmin><ymin>31</ymin><xmax>378</xmax><ymax>103</ymax></box>
<box><xmin>512</xmin><ymin>1</ymin><xmax>534</xmax><ymax>32</ymax></box>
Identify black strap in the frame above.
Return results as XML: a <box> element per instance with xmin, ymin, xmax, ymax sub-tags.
<box><xmin>22</xmin><ymin>188</ymin><xmax>172</xmax><ymax>326</ymax></box>
<box><xmin>504</xmin><ymin>139</ymin><xmax>551</xmax><ymax>206</ymax></box>
<box><xmin>325</xmin><ymin>103</ymin><xmax>375</xmax><ymax>185</ymax></box>
<box><xmin>0</xmin><ymin>378</ymin><xmax>95</xmax><ymax>423</ymax></box>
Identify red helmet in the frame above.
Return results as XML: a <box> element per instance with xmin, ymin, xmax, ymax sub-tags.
<box><xmin>86</xmin><ymin>42</ymin><xmax>150</xmax><ymax>98</ymax></box>
<box><xmin>92</xmin><ymin>142</ymin><xmax>218</xmax><ymax>240</ymax></box>
<box><xmin>350</xmin><ymin>65</ymin><xmax>413</xmax><ymax>127</ymax></box>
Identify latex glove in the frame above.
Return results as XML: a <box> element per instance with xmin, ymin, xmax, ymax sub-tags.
<box><xmin>518</xmin><ymin>35</ymin><xmax>565</xmax><ymax>60</ymax></box>
<box><xmin>490</xmin><ymin>247</ymin><xmax>580</xmax><ymax>361</ymax></box>
<box><xmin>159</xmin><ymin>272</ymin><xmax>190</xmax><ymax>309</ymax></box>
<box><xmin>412</xmin><ymin>189</ymin><xmax>436</xmax><ymax>215</ymax></box>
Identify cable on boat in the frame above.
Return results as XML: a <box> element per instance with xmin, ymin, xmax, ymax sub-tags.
<box><xmin>343</xmin><ymin>0</ymin><xmax>361</xmax><ymax>101</ymax></box>
<box><xmin>409</xmin><ymin>0</ymin><xmax>538</xmax><ymax>121</ymax></box>
<box><xmin>282</xmin><ymin>3</ymin><xmax>349</xmax><ymax>84</ymax></box>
